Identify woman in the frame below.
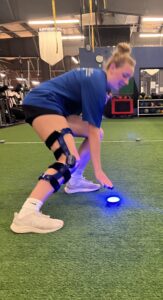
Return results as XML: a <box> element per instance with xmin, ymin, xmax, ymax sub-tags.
<box><xmin>10</xmin><ymin>42</ymin><xmax>136</xmax><ymax>234</ymax></box>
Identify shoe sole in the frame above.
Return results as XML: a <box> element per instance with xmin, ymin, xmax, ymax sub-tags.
<box><xmin>64</xmin><ymin>186</ymin><xmax>100</xmax><ymax>194</ymax></box>
<box><xmin>10</xmin><ymin>222</ymin><xmax>64</xmax><ymax>234</ymax></box>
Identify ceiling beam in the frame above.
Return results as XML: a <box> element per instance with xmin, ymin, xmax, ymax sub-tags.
<box><xmin>0</xmin><ymin>26</ymin><xmax>19</xmax><ymax>38</ymax></box>
<box><xmin>137</xmin><ymin>16</ymin><xmax>141</xmax><ymax>33</ymax></box>
<box><xmin>21</xmin><ymin>23</ymin><xmax>38</xmax><ymax>36</ymax></box>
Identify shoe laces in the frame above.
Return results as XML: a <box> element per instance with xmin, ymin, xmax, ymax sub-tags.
<box><xmin>80</xmin><ymin>176</ymin><xmax>93</xmax><ymax>183</ymax></box>
<box><xmin>69</xmin><ymin>175</ymin><xmax>94</xmax><ymax>186</ymax></box>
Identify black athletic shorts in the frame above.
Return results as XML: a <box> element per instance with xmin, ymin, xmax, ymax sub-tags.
<box><xmin>23</xmin><ymin>105</ymin><xmax>65</xmax><ymax>125</ymax></box>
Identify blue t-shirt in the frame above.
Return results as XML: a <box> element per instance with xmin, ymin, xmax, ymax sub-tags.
<box><xmin>23</xmin><ymin>68</ymin><xmax>111</xmax><ymax>128</ymax></box>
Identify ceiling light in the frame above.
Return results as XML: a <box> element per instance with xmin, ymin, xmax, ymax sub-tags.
<box><xmin>71</xmin><ymin>57</ymin><xmax>79</xmax><ymax>64</ymax></box>
<box><xmin>145</xmin><ymin>69</ymin><xmax>159</xmax><ymax>76</ymax></box>
<box><xmin>0</xmin><ymin>73</ymin><xmax>6</xmax><ymax>78</ymax></box>
<box><xmin>62</xmin><ymin>35</ymin><xmax>85</xmax><ymax>40</ymax></box>
<box><xmin>16</xmin><ymin>77</ymin><xmax>26</xmax><ymax>81</ymax></box>
<box><xmin>142</xmin><ymin>17</ymin><xmax>163</xmax><ymax>22</ymax></box>
<box><xmin>139</xmin><ymin>33</ymin><xmax>163</xmax><ymax>37</ymax></box>
<box><xmin>31</xmin><ymin>80</ymin><xmax>40</xmax><ymax>86</ymax></box>
<box><xmin>28</xmin><ymin>19</ymin><xmax>79</xmax><ymax>25</ymax></box>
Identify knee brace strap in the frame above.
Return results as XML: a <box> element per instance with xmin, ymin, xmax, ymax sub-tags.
<box><xmin>38</xmin><ymin>162</ymin><xmax>71</xmax><ymax>192</ymax></box>
<box><xmin>45</xmin><ymin>128</ymin><xmax>76</xmax><ymax>168</ymax></box>
<box><xmin>45</xmin><ymin>128</ymin><xmax>73</xmax><ymax>150</ymax></box>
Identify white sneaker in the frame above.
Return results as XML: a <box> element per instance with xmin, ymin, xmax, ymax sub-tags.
<box><xmin>10</xmin><ymin>211</ymin><xmax>64</xmax><ymax>234</ymax></box>
<box><xmin>64</xmin><ymin>176</ymin><xmax>101</xmax><ymax>194</ymax></box>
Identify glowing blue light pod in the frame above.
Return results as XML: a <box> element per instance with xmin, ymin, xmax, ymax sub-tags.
<box><xmin>106</xmin><ymin>196</ymin><xmax>121</xmax><ymax>206</ymax></box>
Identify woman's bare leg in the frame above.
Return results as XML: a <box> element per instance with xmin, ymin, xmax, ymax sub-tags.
<box><xmin>10</xmin><ymin>115</ymin><xmax>80</xmax><ymax>234</ymax></box>
<box><xmin>29</xmin><ymin>115</ymin><xmax>80</xmax><ymax>200</ymax></box>
<box><xmin>67</xmin><ymin>115</ymin><xmax>104</xmax><ymax>174</ymax></box>
<box><xmin>64</xmin><ymin>115</ymin><xmax>103</xmax><ymax>193</ymax></box>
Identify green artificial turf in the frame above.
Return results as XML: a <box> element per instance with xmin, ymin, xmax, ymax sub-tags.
<box><xmin>0</xmin><ymin>117</ymin><xmax>163</xmax><ymax>300</ymax></box>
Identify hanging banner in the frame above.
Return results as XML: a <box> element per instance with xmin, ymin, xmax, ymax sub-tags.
<box><xmin>39</xmin><ymin>29</ymin><xmax>63</xmax><ymax>66</ymax></box>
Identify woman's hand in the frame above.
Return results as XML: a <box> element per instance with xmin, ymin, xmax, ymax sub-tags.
<box><xmin>95</xmin><ymin>169</ymin><xmax>113</xmax><ymax>189</ymax></box>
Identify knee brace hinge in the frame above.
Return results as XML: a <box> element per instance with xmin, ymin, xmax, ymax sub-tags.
<box><xmin>38</xmin><ymin>162</ymin><xmax>71</xmax><ymax>192</ymax></box>
<box><xmin>45</xmin><ymin>128</ymin><xmax>76</xmax><ymax>168</ymax></box>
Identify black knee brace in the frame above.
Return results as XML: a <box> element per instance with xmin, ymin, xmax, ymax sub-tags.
<box><xmin>38</xmin><ymin>162</ymin><xmax>71</xmax><ymax>192</ymax></box>
<box><xmin>45</xmin><ymin>128</ymin><xmax>76</xmax><ymax>168</ymax></box>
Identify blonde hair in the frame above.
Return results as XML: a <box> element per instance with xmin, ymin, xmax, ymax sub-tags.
<box><xmin>105</xmin><ymin>42</ymin><xmax>136</xmax><ymax>70</ymax></box>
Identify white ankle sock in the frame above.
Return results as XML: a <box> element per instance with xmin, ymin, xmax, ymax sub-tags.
<box><xmin>18</xmin><ymin>198</ymin><xmax>43</xmax><ymax>217</ymax></box>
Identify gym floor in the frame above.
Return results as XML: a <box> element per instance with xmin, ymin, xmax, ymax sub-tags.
<box><xmin>0</xmin><ymin>117</ymin><xmax>162</xmax><ymax>300</ymax></box>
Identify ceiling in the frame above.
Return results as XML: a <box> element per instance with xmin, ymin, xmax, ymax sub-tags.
<box><xmin>0</xmin><ymin>0</ymin><xmax>163</xmax><ymax>85</ymax></box>
<box><xmin>0</xmin><ymin>14</ymin><xmax>162</xmax><ymax>40</ymax></box>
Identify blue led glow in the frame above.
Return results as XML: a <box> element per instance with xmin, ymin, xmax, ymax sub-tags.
<box><xmin>106</xmin><ymin>194</ymin><xmax>122</xmax><ymax>206</ymax></box>
<box><xmin>106</xmin><ymin>196</ymin><xmax>120</xmax><ymax>203</ymax></box>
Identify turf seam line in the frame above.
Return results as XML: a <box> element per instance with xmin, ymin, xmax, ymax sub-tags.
<box><xmin>1</xmin><ymin>139</ymin><xmax>163</xmax><ymax>145</ymax></box>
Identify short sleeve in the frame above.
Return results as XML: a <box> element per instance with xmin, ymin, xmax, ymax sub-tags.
<box><xmin>81</xmin><ymin>69</ymin><xmax>106</xmax><ymax>128</ymax></box>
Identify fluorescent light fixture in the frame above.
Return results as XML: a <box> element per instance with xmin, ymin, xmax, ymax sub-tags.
<box><xmin>62</xmin><ymin>35</ymin><xmax>85</xmax><ymax>40</ymax></box>
<box><xmin>16</xmin><ymin>77</ymin><xmax>26</xmax><ymax>81</ymax></box>
<box><xmin>31</xmin><ymin>80</ymin><xmax>40</xmax><ymax>86</ymax></box>
<box><xmin>71</xmin><ymin>56</ymin><xmax>79</xmax><ymax>64</ymax></box>
<box><xmin>139</xmin><ymin>33</ymin><xmax>163</xmax><ymax>37</ymax></box>
<box><xmin>28</xmin><ymin>19</ymin><xmax>79</xmax><ymax>25</ymax></box>
<box><xmin>142</xmin><ymin>17</ymin><xmax>163</xmax><ymax>22</ymax></box>
<box><xmin>145</xmin><ymin>69</ymin><xmax>159</xmax><ymax>76</ymax></box>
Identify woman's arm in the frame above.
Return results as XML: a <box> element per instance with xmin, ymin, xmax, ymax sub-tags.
<box><xmin>88</xmin><ymin>124</ymin><xmax>113</xmax><ymax>189</ymax></box>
